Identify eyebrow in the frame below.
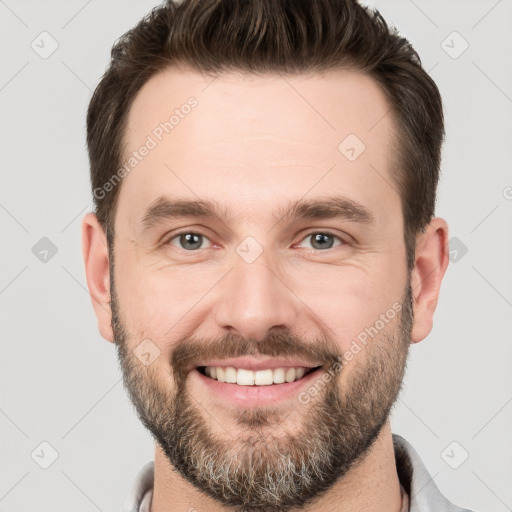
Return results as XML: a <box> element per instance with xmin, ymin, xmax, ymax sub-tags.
<box><xmin>275</xmin><ymin>196</ymin><xmax>374</xmax><ymax>225</ymax></box>
<box><xmin>141</xmin><ymin>195</ymin><xmax>374</xmax><ymax>231</ymax></box>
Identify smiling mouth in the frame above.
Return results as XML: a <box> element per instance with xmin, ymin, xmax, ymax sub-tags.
<box><xmin>196</xmin><ymin>365</ymin><xmax>322</xmax><ymax>386</ymax></box>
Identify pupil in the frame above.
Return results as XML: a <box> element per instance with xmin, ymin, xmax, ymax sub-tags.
<box><xmin>312</xmin><ymin>233</ymin><xmax>333</xmax><ymax>250</ymax></box>
<box><xmin>180</xmin><ymin>233</ymin><xmax>202</xmax><ymax>250</ymax></box>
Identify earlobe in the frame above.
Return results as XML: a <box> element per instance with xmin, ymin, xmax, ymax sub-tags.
<box><xmin>81</xmin><ymin>212</ymin><xmax>114</xmax><ymax>342</ymax></box>
<box><xmin>410</xmin><ymin>218</ymin><xmax>450</xmax><ymax>344</ymax></box>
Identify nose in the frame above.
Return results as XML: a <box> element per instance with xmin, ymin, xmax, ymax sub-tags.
<box><xmin>213</xmin><ymin>251</ymin><xmax>299</xmax><ymax>342</ymax></box>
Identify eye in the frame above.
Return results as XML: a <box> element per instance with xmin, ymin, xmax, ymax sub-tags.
<box><xmin>298</xmin><ymin>231</ymin><xmax>344</xmax><ymax>251</ymax></box>
<box><xmin>167</xmin><ymin>232</ymin><xmax>212</xmax><ymax>251</ymax></box>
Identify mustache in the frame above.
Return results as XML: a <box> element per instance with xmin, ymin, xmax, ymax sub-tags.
<box><xmin>170</xmin><ymin>330</ymin><xmax>342</xmax><ymax>383</ymax></box>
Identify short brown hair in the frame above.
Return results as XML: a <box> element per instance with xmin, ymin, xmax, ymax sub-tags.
<box><xmin>87</xmin><ymin>0</ymin><xmax>444</xmax><ymax>269</ymax></box>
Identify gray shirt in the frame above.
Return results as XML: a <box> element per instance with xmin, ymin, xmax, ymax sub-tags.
<box><xmin>121</xmin><ymin>434</ymin><xmax>476</xmax><ymax>512</ymax></box>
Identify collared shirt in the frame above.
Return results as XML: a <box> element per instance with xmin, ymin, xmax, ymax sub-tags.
<box><xmin>121</xmin><ymin>434</ymin><xmax>476</xmax><ymax>512</ymax></box>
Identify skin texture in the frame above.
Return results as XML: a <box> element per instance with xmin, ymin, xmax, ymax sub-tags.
<box><xmin>82</xmin><ymin>67</ymin><xmax>449</xmax><ymax>512</ymax></box>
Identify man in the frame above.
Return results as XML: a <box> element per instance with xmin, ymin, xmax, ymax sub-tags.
<box><xmin>82</xmin><ymin>0</ymin><xmax>475</xmax><ymax>510</ymax></box>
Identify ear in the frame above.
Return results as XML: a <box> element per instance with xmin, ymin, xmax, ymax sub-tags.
<box><xmin>81</xmin><ymin>212</ymin><xmax>114</xmax><ymax>343</ymax></box>
<box><xmin>410</xmin><ymin>217</ymin><xmax>450</xmax><ymax>344</ymax></box>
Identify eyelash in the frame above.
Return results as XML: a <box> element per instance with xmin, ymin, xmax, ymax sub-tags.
<box><xmin>164</xmin><ymin>230</ymin><xmax>347</xmax><ymax>251</ymax></box>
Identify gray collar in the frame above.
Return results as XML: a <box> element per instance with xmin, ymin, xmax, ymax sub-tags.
<box><xmin>392</xmin><ymin>434</ymin><xmax>474</xmax><ymax>511</ymax></box>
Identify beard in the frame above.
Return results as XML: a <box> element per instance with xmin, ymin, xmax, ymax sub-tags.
<box><xmin>111</xmin><ymin>271</ymin><xmax>413</xmax><ymax>512</ymax></box>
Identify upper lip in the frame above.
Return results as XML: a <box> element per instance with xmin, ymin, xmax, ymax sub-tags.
<box><xmin>191</xmin><ymin>357</ymin><xmax>322</xmax><ymax>372</ymax></box>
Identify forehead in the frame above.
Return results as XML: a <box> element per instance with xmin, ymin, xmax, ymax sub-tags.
<box><xmin>118</xmin><ymin>66</ymin><xmax>399</xmax><ymax>231</ymax></box>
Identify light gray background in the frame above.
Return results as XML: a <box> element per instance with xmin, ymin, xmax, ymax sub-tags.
<box><xmin>1</xmin><ymin>1</ymin><xmax>511</xmax><ymax>511</ymax></box>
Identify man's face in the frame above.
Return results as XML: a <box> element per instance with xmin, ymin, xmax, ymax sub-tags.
<box><xmin>111</xmin><ymin>68</ymin><xmax>412</xmax><ymax>510</ymax></box>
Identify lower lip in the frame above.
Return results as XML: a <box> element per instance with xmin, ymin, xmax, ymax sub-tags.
<box><xmin>191</xmin><ymin>367</ymin><xmax>323</xmax><ymax>407</ymax></box>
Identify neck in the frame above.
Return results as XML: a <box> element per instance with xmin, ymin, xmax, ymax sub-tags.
<box><xmin>151</xmin><ymin>421</ymin><xmax>403</xmax><ymax>512</ymax></box>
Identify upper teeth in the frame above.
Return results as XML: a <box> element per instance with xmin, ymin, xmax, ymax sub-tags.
<box><xmin>204</xmin><ymin>366</ymin><xmax>308</xmax><ymax>386</ymax></box>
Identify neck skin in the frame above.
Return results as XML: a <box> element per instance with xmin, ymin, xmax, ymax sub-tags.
<box><xmin>151</xmin><ymin>420</ymin><xmax>404</xmax><ymax>512</ymax></box>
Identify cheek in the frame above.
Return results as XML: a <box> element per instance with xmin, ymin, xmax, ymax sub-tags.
<box><xmin>288</xmin><ymin>258</ymin><xmax>405</xmax><ymax>352</ymax></box>
<box><xmin>114</xmin><ymin>253</ymin><xmax>220</xmax><ymax>340</ymax></box>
